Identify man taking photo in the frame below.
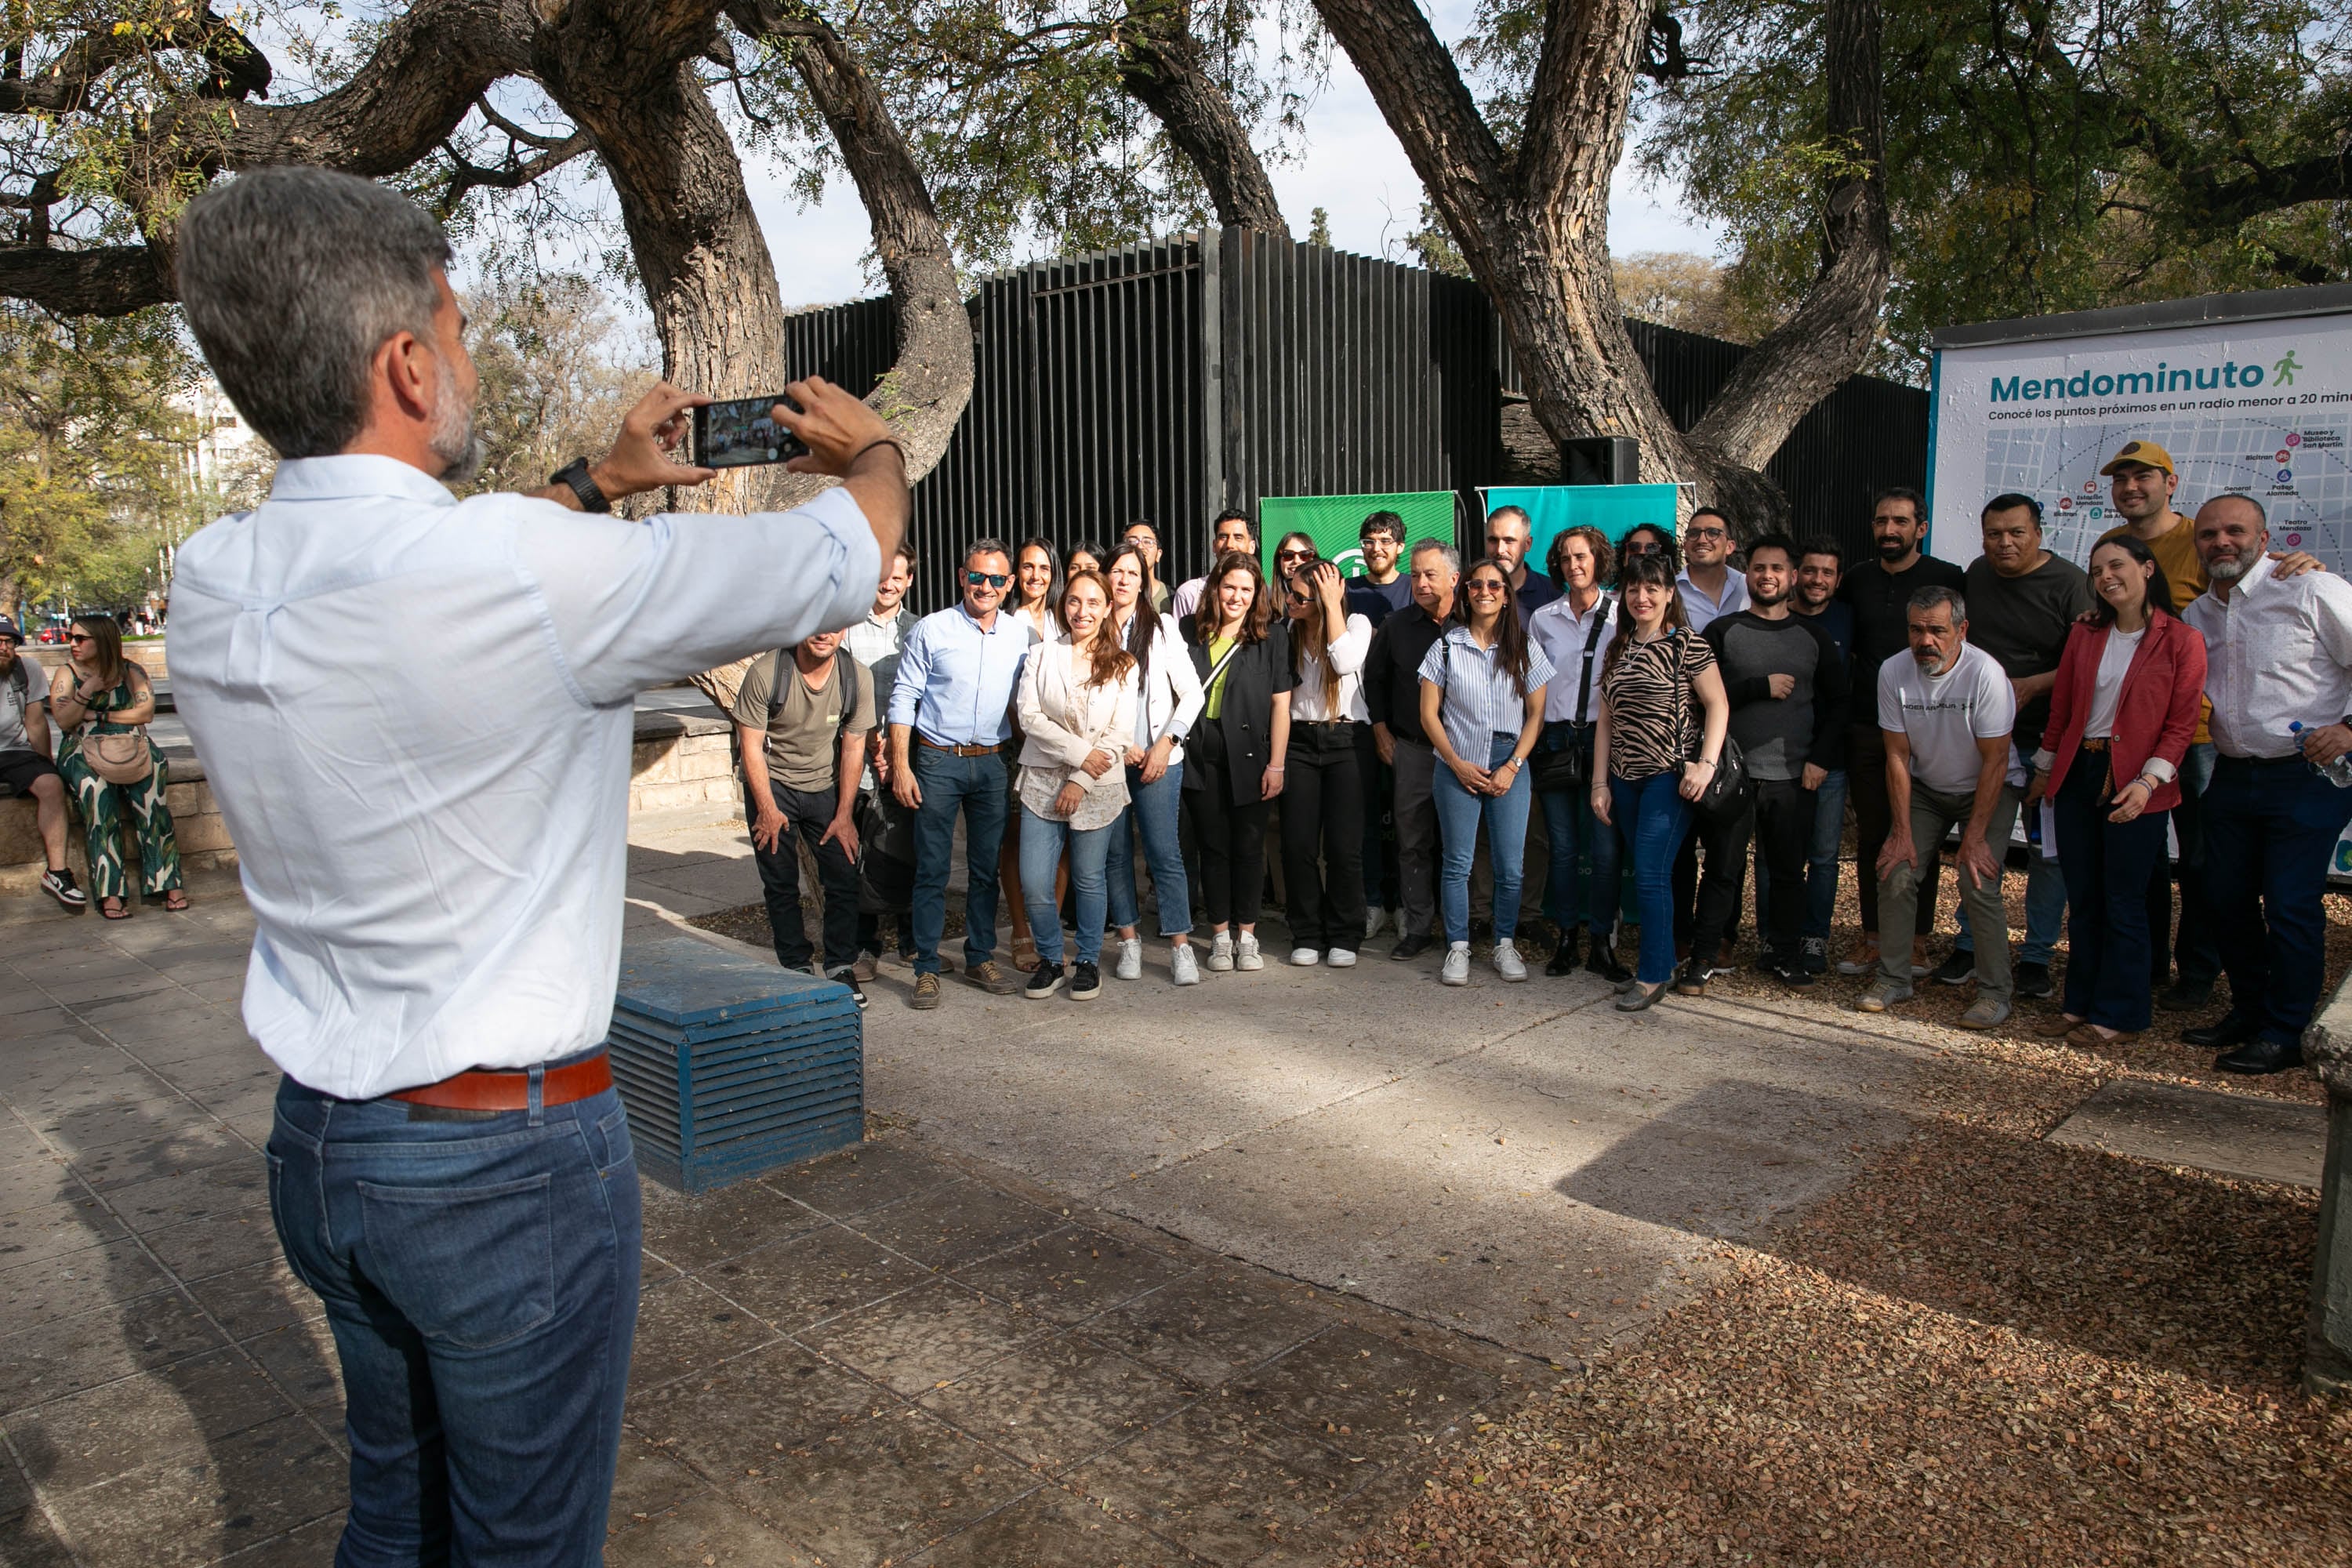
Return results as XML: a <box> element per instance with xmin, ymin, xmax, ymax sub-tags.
<box><xmin>167</xmin><ymin>167</ymin><xmax>906</xmax><ymax>1566</ymax></box>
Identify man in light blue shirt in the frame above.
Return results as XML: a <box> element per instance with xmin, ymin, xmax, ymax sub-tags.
<box><xmin>887</xmin><ymin>539</ymin><xmax>1036</xmax><ymax>1004</ymax></box>
<box><xmin>167</xmin><ymin>168</ymin><xmax>905</xmax><ymax>1565</ymax></box>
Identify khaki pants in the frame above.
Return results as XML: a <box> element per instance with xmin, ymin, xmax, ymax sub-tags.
<box><xmin>1875</xmin><ymin>781</ymin><xmax>2017</xmax><ymax>1000</ymax></box>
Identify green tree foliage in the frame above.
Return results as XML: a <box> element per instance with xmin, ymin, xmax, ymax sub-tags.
<box><xmin>1630</xmin><ymin>0</ymin><xmax>2352</xmax><ymax>375</ymax></box>
<box><xmin>458</xmin><ymin>273</ymin><xmax>657</xmax><ymax>503</ymax></box>
<box><xmin>1306</xmin><ymin>204</ymin><xmax>1330</xmax><ymax>245</ymax></box>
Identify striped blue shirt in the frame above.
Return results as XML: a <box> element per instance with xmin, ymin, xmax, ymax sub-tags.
<box><xmin>1417</xmin><ymin>626</ymin><xmax>1555</xmax><ymax>760</ymax></box>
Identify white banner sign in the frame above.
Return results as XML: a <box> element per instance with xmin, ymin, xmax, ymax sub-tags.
<box><xmin>1928</xmin><ymin>313</ymin><xmax>2352</xmax><ymax>569</ymax></box>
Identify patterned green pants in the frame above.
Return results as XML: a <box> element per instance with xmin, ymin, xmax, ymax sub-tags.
<box><xmin>56</xmin><ymin>741</ymin><xmax>183</xmax><ymax>901</ymax></box>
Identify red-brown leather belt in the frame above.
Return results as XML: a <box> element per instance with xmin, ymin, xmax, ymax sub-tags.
<box><xmin>389</xmin><ymin>1054</ymin><xmax>614</xmax><ymax>1111</ymax></box>
<box><xmin>917</xmin><ymin>735</ymin><xmax>1006</xmax><ymax>757</ymax></box>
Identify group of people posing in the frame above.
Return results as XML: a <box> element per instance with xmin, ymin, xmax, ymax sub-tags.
<box><xmin>737</xmin><ymin>437</ymin><xmax>2352</xmax><ymax>1076</ymax></box>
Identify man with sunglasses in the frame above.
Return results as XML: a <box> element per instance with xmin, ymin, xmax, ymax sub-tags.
<box><xmin>0</xmin><ymin>617</ymin><xmax>82</xmax><ymax>909</ymax></box>
<box><xmin>888</xmin><ymin>539</ymin><xmax>1037</xmax><ymax>1008</ymax></box>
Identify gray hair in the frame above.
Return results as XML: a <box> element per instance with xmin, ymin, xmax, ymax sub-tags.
<box><xmin>177</xmin><ymin>168</ymin><xmax>453</xmax><ymax>459</ymax></box>
<box><xmin>964</xmin><ymin>537</ymin><xmax>1012</xmax><ymax>568</ymax></box>
<box><xmin>1410</xmin><ymin>539</ymin><xmax>1461</xmax><ymax>574</ymax></box>
<box><xmin>1908</xmin><ymin>585</ymin><xmax>1965</xmax><ymax>623</ymax></box>
<box><xmin>1485</xmin><ymin>505</ymin><xmax>1531</xmax><ymax>535</ymax></box>
<box><xmin>2200</xmin><ymin>492</ymin><xmax>2267</xmax><ymax>526</ymax></box>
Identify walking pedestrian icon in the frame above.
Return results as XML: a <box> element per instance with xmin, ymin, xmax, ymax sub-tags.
<box><xmin>2275</xmin><ymin>350</ymin><xmax>2303</xmax><ymax>386</ymax></box>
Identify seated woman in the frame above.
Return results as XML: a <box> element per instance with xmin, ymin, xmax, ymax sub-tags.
<box><xmin>49</xmin><ymin>615</ymin><xmax>188</xmax><ymax>919</ymax></box>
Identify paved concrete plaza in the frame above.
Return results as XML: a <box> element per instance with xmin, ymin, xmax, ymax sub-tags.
<box><xmin>0</xmin><ymin>797</ymin><xmax>2321</xmax><ymax>1566</ymax></box>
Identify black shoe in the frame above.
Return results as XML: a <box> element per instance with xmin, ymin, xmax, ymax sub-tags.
<box><xmin>2157</xmin><ymin>978</ymin><xmax>2215</xmax><ymax>1013</ymax></box>
<box><xmin>1024</xmin><ymin>960</ymin><xmax>1065</xmax><ymax>1000</ymax></box>
<box><xmin>1069</xmin><ymin>961</ymin><xmax>1102</xmax><ymax>1000</ymax></box>
<box><xmin>1389</xmin><ymin>932</ymin><xmax>1434</xmax><ymax>961</ymax></box>
<box><xmin>39</xmin><ymin>866</ymin><xmax>85</xmax><ymax>910</ymax></box>
<box><xmin>1671</xmin><ymin>959</ymin><xmax>1708</xmax><ymax>998</ymax></box>
<box><xmin>1931</xmin><ymin>949</ymin><xmax>1974</xmax><ymax>986</ymax></box>
<box><xmin>1584</xmin><ymin>946</ymin><xmax>1632</xmax><ymax>985</ymax></box>
<box><xmin>2183</xmin><ymin>1013</ymin><xmax>2260</xmax><ymax>1051</ymax></box>
<box><xmin>2014</xmin><ymin>960</ymin><xmax>2054</xmax><ymax>1000</ymax></box>
<box><xmin>1544</xmin><ymin>931</ymin><xmax>1581</xmax><ymax>977</ymax></box>
<box><xmin>2216</xmin><ymin>1038</ymin><xmax>2304</xmax><ymax>1075</ymax></box>
<box><xmin>826</xmin><ymin>971</ymin><xmax>869</xmax><ymax>1010</ymax></box>
<box><xmin>1799</xmin><ymin>935</ymin><xmax>1828</xmax><ymax>975</ymax></box>
<box><xmin>1767</xmin><ymin>954</ymin><xmax>1814</xmax><ymax>989</ymax></box>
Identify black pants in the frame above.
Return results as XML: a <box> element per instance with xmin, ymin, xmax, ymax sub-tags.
<box><xmin>1848</xmin><ymin>724</ymin><xmax>1939</xmax><ymax>941</ymax></box>
<box><xmin>2144</xmin><ymin>742</ymin><xmax>2220</xmax><ymax>988</ymax></box>
<box><xmin>1181</xmin><ymin>724</ymin><xmax>1272</xmax><ymax>927</ymax></box>
<box><xmin>1352</xmin><ymin>722</ymin><xmax>1400</xmax><ymax>909</ymax></box>
<box><xmin>1282</xmin><ymin>723</ymin><xmax>1368</xmax><ymax>950</ymax></box>
<box><xmin>1690</xmin><ymin>778</ymin><xmax>1815</xmax><ymax>964</ymax></box>
<box><xmin>1683</xmin><ymin>794</ymin><xmax>1752</xmax><ymax>966</ymax></box>
<box><xmin>747</xmin><ymin>779</ymin><xmax>861</xmax><ymax>975</ymax></box>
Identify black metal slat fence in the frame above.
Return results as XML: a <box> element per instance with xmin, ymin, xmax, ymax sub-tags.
<box><xmin>785</xmin><ymin>233</ymin><xmax>1927</xmax><ymax>612</ymax></box>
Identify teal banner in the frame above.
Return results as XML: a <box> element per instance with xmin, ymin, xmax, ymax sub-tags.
<box><xmin>1481</xmin><ymin>484</ymin><xmax>1682</xmax><ymax>561</ymax></box>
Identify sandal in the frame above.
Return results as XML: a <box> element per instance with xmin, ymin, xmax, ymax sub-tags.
<box><xmin>161</xmin><ymin>891</ymin><xmax>190</xmax><ymax>912</ymax></box>
<box><xmin>100</xmin><ymin>898</ymin><xmax>130</xmax><ymax>920</ymax></box>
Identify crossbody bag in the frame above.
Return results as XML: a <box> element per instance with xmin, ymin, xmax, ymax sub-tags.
<box><xmin>1530</xmin><ymin>603</ymin><xmax>1611</xmax><ymax>795</ymax></box>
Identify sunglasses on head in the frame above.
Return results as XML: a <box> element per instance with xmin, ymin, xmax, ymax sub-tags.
<box><xmin>1622</xmin><ymin>540</ymin><xmax>1661</xmax><ymax>555</ymax></box>
<box><xmin>966</xmin><ymin>571</ymin><xmax>1011</xmax><ymax>588</ymax></box>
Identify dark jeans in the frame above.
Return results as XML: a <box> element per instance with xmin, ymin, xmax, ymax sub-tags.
<box><xmin>1849</xmin><ymin>724</ymin><xmax>1939</xmax><ymax>941</ymax></box>
<box><xmin>1691</xmin><ymin>778</ymin><xmax>1813</xmax><ymax>965</ymax></box>
<box><xmin>911</xmin><ymin>742</ymin><xmax>1011</xmax><ymax>975</ymax></box>
<box><xmin>267</xmin><ymin>1068</ymin><xmax>641</xmax><ymax>1566</ymax></box>
<box><xmin>2053</xmin><ymin>760</ymin><xmax>2170</xmax><ymax>1033</ymax></box>
<box><xmin>1181</xmin><ymin>724</ymin><xmax>1271</xmax><ymax>926</ymax></box>
<box><xmin>1282</xmin><ymin>723</ymin><xmax>1368</xmax><ymax>950</ymax></box>
<box><xmin>1537</xmin><ymin>720</ymin><xmax>1620</xmax><ymax>938</ymax></box>
<box><xmin>1391</xmin><ymin>738</ymin><xmax>1440</xmax><ymax>938</ymax></box>
<box><xmin>1611</xmin><ymin>770</ymin><xmax>1693</xmax><ymax>985</ymax></box>
<box><xmin>2145</xmin><ymin>741</ymin><xmax>2220</xmax><ymax>987</ymax></box>
<box><xmin>2204</xmin><ymin>755</ymin><xmax>2352</xmax><ymax>1046</ymax></box>
<box><xmin>746</xmin><ymin>779</ymin><xmax>861</xmax><ymax>976</ymax></box>
<box><xmin>1354</xmin><ymin>724</ymin><xmax>1400</xmax><ymax>910</ymax></box>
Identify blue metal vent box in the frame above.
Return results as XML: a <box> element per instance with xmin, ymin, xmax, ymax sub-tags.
<box><xmin>609</xmin><ymin>935</ymin><xmax>864</xmax><ymax>1192</ymax></box>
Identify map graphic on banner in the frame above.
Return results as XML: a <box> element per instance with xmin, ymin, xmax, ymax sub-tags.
<box><xmin>1929</xmin><ymin>310</ymin><xmax>2352</xmax><ymax>572</ymax></box>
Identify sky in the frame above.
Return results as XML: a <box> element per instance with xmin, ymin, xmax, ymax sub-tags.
<box><xmin>740</xmin><ymin>6</ymin><xmax>1723</xmax><ymax>310</ymax></box>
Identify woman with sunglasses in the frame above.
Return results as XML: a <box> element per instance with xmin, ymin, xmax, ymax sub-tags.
<box><xmin>48</xmin><ymin>615</ymin><xmax>189</xmax><ymax>918</ymax></box>
<box><xmin>1280</xmin><ymin>559</ymin><xmax>1374</xmax><ymax>966</ymax></box>
<box><xmin>1182</xmin><ymin>550</ymin><xmax>1293</xmax><ymax>972</ymax></box>
<box><xmin>1615</xmin><ymin>524</ymin><xmax>1679</xmax><ymax>579</ymax></box>
<box><xmin>1590</xmin><ymin>554</ymin><xmax>1730</xmax><ymax>1011</ymax></box>
<box><xmin>1102</xmin><ymin>542</ymin><xmax>1206</xmax><ymax>985</ymax></box>
<box><xmin>1417</xmin><ymin>557</ymin><xmax>1552</xmax><ymax>985</ymax></box>
<box><xmin>1272</xmin><ymin>532</ymin><xmax>1319</xmax><ymax>580</ymax></box>
<box><xmin>1014</xmin><ymin>569</ymin><xmax>1138</xmax><ymax>1000</ymax></box>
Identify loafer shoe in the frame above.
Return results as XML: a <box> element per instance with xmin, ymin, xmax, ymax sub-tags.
<box><xmin>2216</xmin><ymin>1038</ymin><xmax>2304</xmax><ymax>1075</ymax></box>
<box><xmin>2183</xmin><ymin>1014</ymin><xmax>2260</xmax><ymax>1051</ymax></box>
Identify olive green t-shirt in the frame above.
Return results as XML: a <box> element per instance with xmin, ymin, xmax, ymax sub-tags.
<box><xmin>731</xmin><ymin>652</ymin><xmax>875</xmax><ymax>793</ymax></box>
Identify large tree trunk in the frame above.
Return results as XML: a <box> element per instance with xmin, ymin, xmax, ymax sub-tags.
<box><xmin>1118</xmin><ymin>0</ymin><xmax>1289</xmax><ymax>235</ymax></box>
<box><xmin>1309</xmin><ymin>0</ymin><xmax>1889</xmax><ymax>532</ymax></box>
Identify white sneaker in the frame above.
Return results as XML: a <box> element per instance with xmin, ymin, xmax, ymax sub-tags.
<box><xmin>1365</xmin><ymin>906</ymin><xmax>1388</xmax><ymax>940</ymax></box>
<box><xmin>1236</xmin><ymin>932</ymin><xmax>1264</xmax><ymax>971</ymax></box>
<box><xmin>1171</xmin><ymin>942</ymin><xmax>1202</xmax><ymax>985</ymax></box>
<box><xmin>1441</xmin><ymin>942</ymin><xmax>1472</xmax><ymax>985</ymax></box>
<box><xmin>1327</xmin><ymin>948</ymin><xmax>1358</xmax><ymax>968</ymax></box>
<box><xmin>1494</xmin><ymin>939</ymin><xmax>1528</xmax><ymax>982</ymax></box>
<box><xmin>1290</xmin><ymin>946</ymin><xmax>1320</xmax><ymax>967</ymax></box>
<box><xmin>1207</xmin><ymin>931</ymin><xmax>1236</xmax><ymax>972</ymax></box>
<box><xmin>1113</xmin><ymin>937</ymin><xmax>1143</xmax><ymax>981</ymax></box>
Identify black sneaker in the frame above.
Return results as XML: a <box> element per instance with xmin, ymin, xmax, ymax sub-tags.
<box><xmin>1544</xmin><ymin>931</ymin><xmax>1581</xmax><ymax>977</ymax></box>
<box><xmin>1799</xmin><ymin>935</ymin><xmax>1828</xmax><ymax>975</ymax></box>
<box><xmin>1389</xmin><ymin>931</ymin><xmax>1434</xmax><ymax>961</ymax></box>
<box><xmin>40</xmin><ymin>867</ymin><xmax>86</xmax><ymax>910</ymax></box>
<box><xmin>1671</xmin><ymin>959</ymin><xmax>1708</xmax><ymax>997</ymax></box>
<box><xmin>1069</xmin><ymin>961</ymin><xmax>1102</xmax><ymax>1000</ymax></box>
<box><xmin>844</xmin><ymin>976</ymin><xmax>869</xmax><ymax>1010</ymax></box>
<box><xmin>2014</xmin><ymin>960</ymin><xmax>2054</xmax><ymax>1000</ymax></box>
<box><xmin>1767</xmin><ymin>954</ymin><xmax>1814</xmax><ymax>989</ymax></box>
<box><xmin>1931</xmin><ymin>949</ymin><xmax>1975</xmax><ymax>986</ymax></box>
<box><xmin>1024</xmin><ymin>960</ymin><xmax>1065</xmax><ymax>1000</ymax></box>
<box><xmin>1584</xmin><ymin>944</ymin><xmax>1632</xmax><ymax>985</ymax></box>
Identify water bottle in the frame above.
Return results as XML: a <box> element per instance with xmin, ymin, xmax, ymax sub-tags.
<box><xmin>2289</xmin><ymin>722</ymin><xmax>2352</xmax><ymax>787</ymax></box>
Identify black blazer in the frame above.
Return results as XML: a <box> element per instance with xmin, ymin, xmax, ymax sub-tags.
<box><xmin>1182</xmin><ymin>622</ymin><xmax>1294</xmax><ymax>806</ymax></box>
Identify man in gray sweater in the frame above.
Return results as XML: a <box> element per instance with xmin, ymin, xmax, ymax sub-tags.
<box><xmin>1682</xmin><ymin>533</ymin><xmax>1850</xmax><ymax>990</ymax></box>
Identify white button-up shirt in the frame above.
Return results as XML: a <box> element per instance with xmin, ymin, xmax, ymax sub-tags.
<box><xmin>169</xmin><ymin>456</ymin><xmax>879</xmax><ymax>1099</ymax></box>
<box><xmin>1287</xmin><ymin>612</ymin><xmax>1374</xmax><ymax>723</ymax></box>
<box><xmin>1526</xmin><ymin>591</ymin><xmax>1617</xmax><ymax>723</ymax></box>
<box><xmin>1675</xmin><ymin>568</ymin><xmax>1749</xmax><ymax>633</ymax></box>
<box><xmin>2183</xmin><ymin>553</ymin><xmax>2352</xmax><ymax>760</ymax></box>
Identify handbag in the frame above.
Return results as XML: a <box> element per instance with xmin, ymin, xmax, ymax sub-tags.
<box><xmin>86</xmin><ymin>731</ymin><xmax>154</xmax><ymax>787</ymax></box>
<box><xmin>1668</xmin><ymin>630</ymin><xmax>1748</xmax><ymax>825</ymax></box>
<box><xmin>1530</xmin><ymin>602</ymin><xmax>1611</xmax><ymax>795</ymax></box>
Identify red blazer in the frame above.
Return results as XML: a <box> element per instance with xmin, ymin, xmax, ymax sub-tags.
<box><xmin>2039</xmin><ymin>611</ymin><xmax>2205</xmax><ymax>811</ymax></box>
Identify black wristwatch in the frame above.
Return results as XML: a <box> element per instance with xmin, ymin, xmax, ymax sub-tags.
<box><xmin>550</xmin><ymin>458</ymin><xmax>611</xmax><ymax>514</ymax></box>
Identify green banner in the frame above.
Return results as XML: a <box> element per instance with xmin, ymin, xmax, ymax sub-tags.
<box><xmin>1256</xmin><ymin>491</ymin><xmax>1459</xmax><ymax>579</ymax></box>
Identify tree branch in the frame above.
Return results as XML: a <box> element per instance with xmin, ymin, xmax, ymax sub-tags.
<box><xmin>1117</xmin><ymin>0</ymin><xmax>1287</xmax><ymax>234</ymax></box>
<box><xmin>0</xmin><ymin>244</ymin><xmax>173</xmax><ymax>314</ymax></box>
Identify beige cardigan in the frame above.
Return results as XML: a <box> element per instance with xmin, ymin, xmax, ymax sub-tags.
<box><xmin>1016</xmin><ymin>639</ymin><xmax>1139</xmax><ymax>828</ymax></box>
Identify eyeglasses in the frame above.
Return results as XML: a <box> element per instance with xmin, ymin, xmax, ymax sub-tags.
<box><xmin>965</xmin><ymin>572</ymin><xmax>1010</xmax><ymax>588</ymax></box>
<box><xmin>1686</xmin><ymin>528</ymin><xmax>1729</xmax><ymax>542</ymax></box>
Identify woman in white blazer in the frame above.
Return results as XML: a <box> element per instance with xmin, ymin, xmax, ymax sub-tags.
<box><xmin>1102</xmin><ymin>543</ymin><xmax>1207</xmax><ymax>986</ymax></box>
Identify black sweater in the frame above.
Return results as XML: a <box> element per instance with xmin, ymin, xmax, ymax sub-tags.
<box><xmin>1703</xmin><ymin>611</ymin><xmax>1851</xmax><ymax>781</ymax></box>
<box><xmin>1363</xmin><ymin>601</ymin><xmax>1455</xmax><ymax>746</ymax></box>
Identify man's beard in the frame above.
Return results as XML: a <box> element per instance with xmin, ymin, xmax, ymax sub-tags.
<box><xmin>429</xmin><ymin>358</ymin><xmax>484</xmax><ymax>485</ymax></box>
<box><xmin>1751</xmin><ymin>583</ymin><xmax>1788</xmax><ymax>609</ymax></box>
<box><xmin>1875</xmin><ymin>532</ymin><xmax>1913</xmax><ymax>560</ymax></box>
<box><xmin>2205</xmin><ymin>543</ymin><xmax>2260</xmax><ymax>583</ymax></box>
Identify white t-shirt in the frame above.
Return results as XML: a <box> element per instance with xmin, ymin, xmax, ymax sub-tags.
<box><xmin>2083</xmin><ymin>626</ymin><xmax>2143</xmax><ymax>742</ymax></box>
<box><xmin>1876</xmin><ymin>641</ymin><xmax>2020</xmax><ymax>793</ymax></box>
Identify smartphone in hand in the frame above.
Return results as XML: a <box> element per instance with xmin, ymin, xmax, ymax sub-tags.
<box><xmin>692</xmin><ymin>394</ymin><xmax>810</xmax><ymax>468</ymax></box>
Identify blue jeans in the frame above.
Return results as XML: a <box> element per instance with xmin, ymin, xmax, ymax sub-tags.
<box><xmin>1952</xmin><ymin>826</ymin><xmax>2064</xmax><ymax>966</ymax></box>
<box><xmin>1611</xmin><ymin>771</ymin><xmax>1693</xmax><ymax>985</ymax></box>
<box><xmin>1021</xmin><ymin>804</ymin><xmax>1114</xmax><ymax>965</ymax></box>
<box><xmin>910</xmin><ymin>743</ymin><xmax>1011</xmax><ymax>975</ymax></box>
<box><xmin>2053</xmin><ymin>760</ymin><xmax>2170</xmax><ymax>1033</ymax></box>
<box><xmin>1536</xmin><ymin>720</ymin><xmax>1619</xmax><ymax>936</ymax></box>
<box><xmin>2204</xmin><ymin>755</ymin><xmax>2352</xmax><ymax>1046</ymax></box>
<box><xmin>267</xmin><ymin>1069</ymin><xmax>641</xmax><ymax>1566</ymax></box>
<box><xmin>1433</xmin><ymin>734</ymin><xmax>1532</xmax><ymax>945</ymax></box>
<box><xmin>1108</xmin><ymin>759</ymin><xmax>1192</xmax><ymax>938</ymax></box>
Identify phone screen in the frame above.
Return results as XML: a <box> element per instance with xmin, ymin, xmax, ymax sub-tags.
<box><xmin>695</xmin><ymin>394</ymin><xmax>808</xmax><ymax>468</ymax></box>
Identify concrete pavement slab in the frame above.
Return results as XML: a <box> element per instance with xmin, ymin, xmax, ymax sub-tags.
<box><xmin>2048</xmin><ymin>1077</ymin><xmax>2328</xmax><ymax>1188</ymax></box>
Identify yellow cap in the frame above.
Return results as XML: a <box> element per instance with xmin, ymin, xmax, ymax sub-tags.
<box><xmin>2098</xmin><ymin>439</ymin><xmax>2176</xmax><ymax>477</ymax></box>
